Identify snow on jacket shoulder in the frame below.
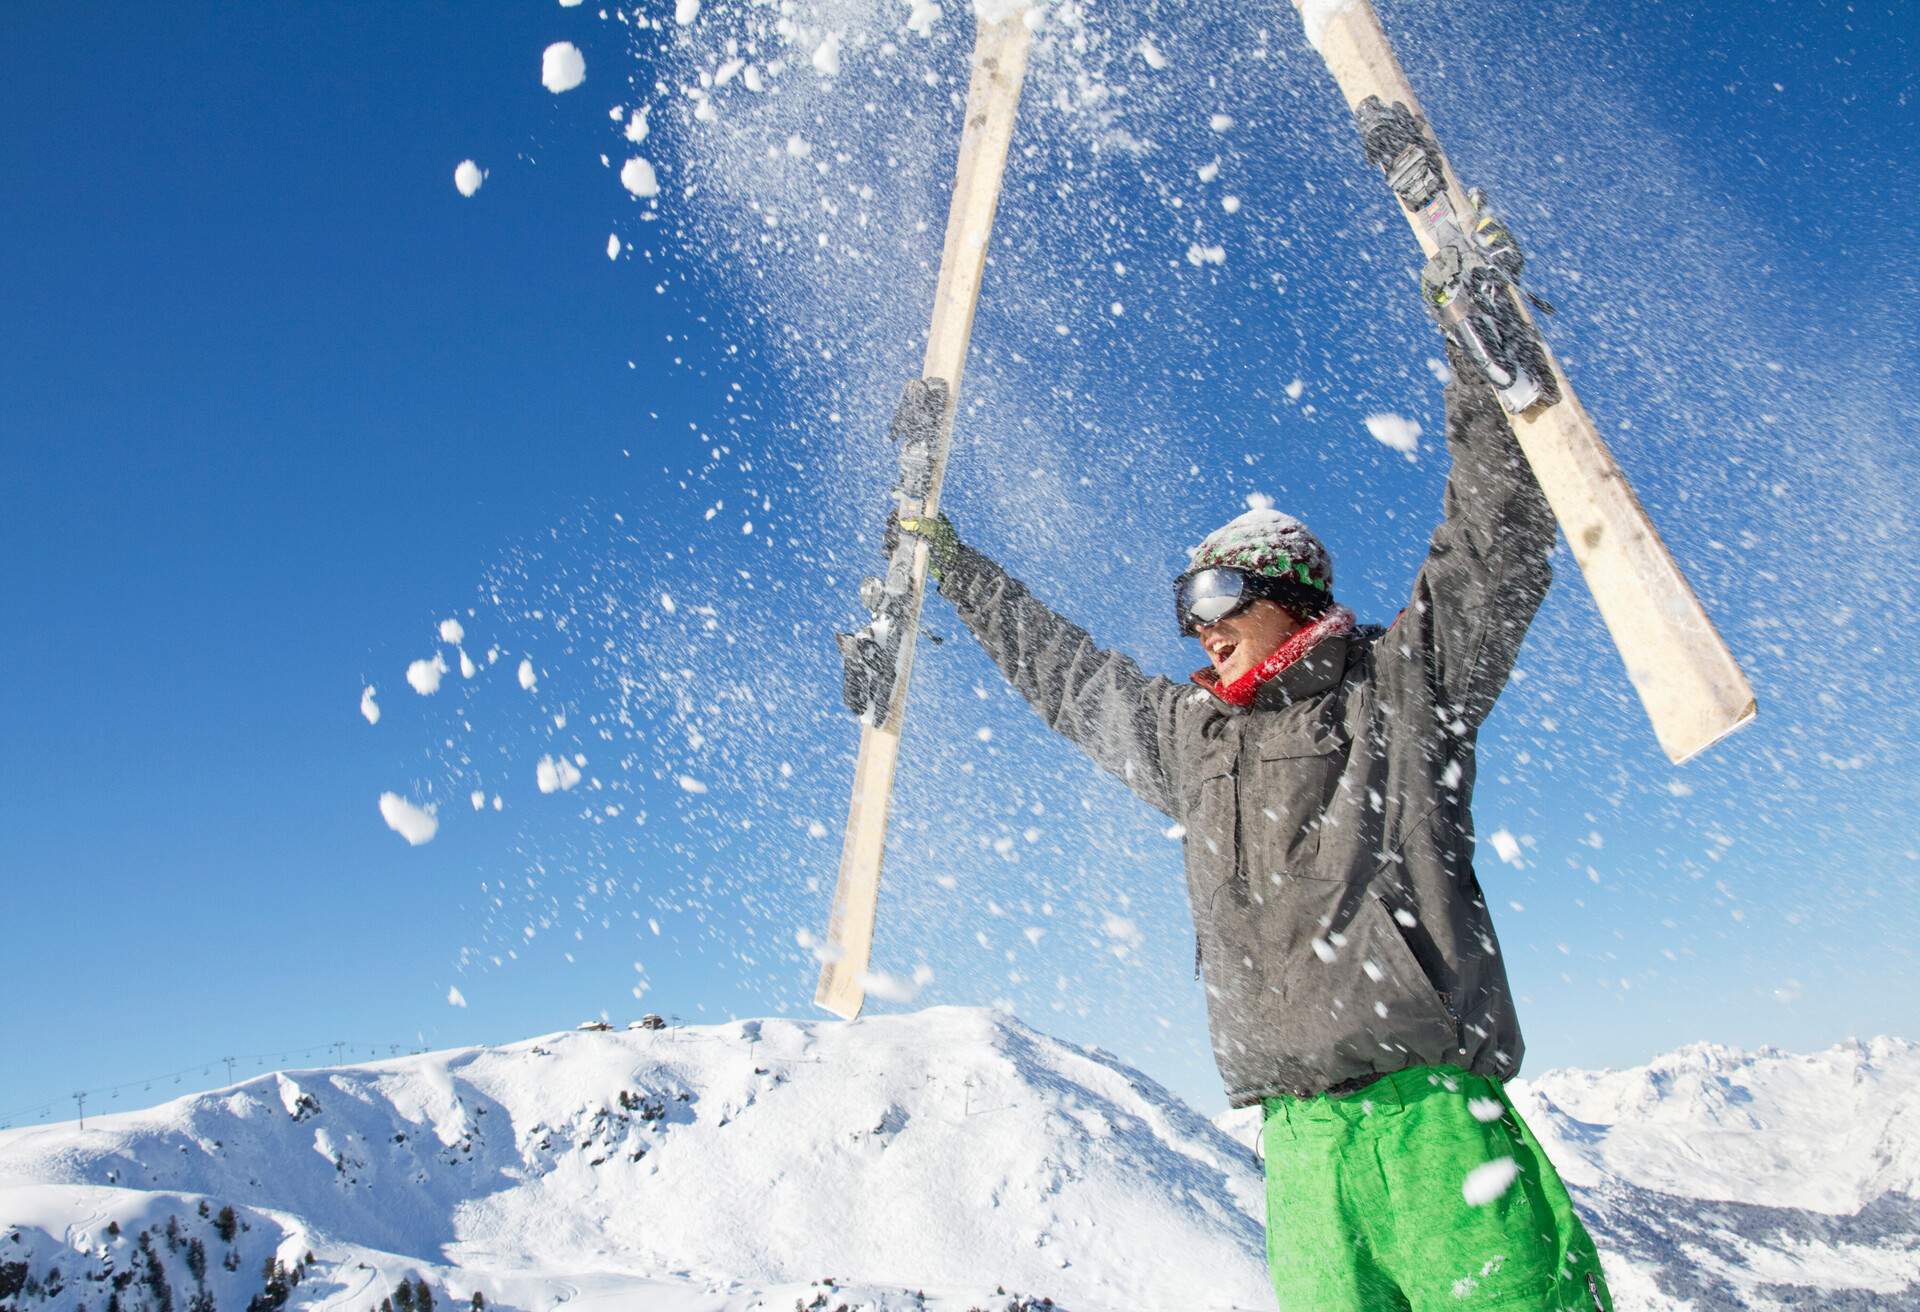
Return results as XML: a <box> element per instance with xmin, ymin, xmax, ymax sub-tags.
<box><xmin>937</xmin><ymin>373</ymin><xmax>1555</xmax><ymax>1103</ymax></box>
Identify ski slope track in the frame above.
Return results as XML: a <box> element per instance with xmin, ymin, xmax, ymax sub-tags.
<box><xmin>3</xmin><ymin>1012</ymin><xmax>1917</xmax><ymax>1311</ymax></box>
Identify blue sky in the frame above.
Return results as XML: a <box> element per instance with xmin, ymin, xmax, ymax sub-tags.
<box><xmin>3</xmin><ymin>0</ymin><xmax>1916</xmax><ymax>1127</ymax></box>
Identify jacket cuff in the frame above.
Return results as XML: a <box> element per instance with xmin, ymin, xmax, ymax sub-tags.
<box><xmin>937</xmin><ymin>540</ymin><xmax>1009</xmax><ymax>607</ymax></box>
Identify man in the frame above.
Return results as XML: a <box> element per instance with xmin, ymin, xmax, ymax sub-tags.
<box><xmin>853</xmin><ymin>344</ymin><xmax>1614</xmax><ymax>1310</ymax></box>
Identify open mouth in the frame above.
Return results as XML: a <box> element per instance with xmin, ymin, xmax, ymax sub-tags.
<box><xmin>1211</xmin><ymin>641</ymin><xmax>1239</xmax><ymax>668</ymax></box>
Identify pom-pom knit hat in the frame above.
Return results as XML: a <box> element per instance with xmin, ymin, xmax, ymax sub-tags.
<box><xmin>1181</xmin><ymin>508</ymin><xmax>1336</xmax><ymax>620</ymax></box>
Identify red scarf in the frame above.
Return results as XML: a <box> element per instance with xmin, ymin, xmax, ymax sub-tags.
<box><xmin>1191</xmin><ymin>605</ymin><xmax>1356</xmax><ymax>708</ymax></box>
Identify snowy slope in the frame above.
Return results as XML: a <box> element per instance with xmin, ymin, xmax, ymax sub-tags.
<box><xmin>0</xmin><ymin>1009</ymin><xmax>1272</xmax><ymax>1312</ymax></box>
<box><xmin>1518</xmin><ymin>1036</ymin><xmax>1920</xmax><ymax>1214</ymax></box>
<box><xmin>4</xmin><ymin>1017</ymin><xmax>1918</xmax><ymax>1312</ymax></box>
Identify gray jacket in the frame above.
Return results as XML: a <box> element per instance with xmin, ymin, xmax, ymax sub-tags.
<box><xmin>937</xmin><ymin>375</ymin><xmax>1554</xmax><ymax>1105</ymax></box>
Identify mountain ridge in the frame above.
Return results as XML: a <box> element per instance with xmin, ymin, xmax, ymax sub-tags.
<box><xmin>4</xmin><ymin>1011</ymin><xmax>1917</xmax><ymax>1311</ymax></box>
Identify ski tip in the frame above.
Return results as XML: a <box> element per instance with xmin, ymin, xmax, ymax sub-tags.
<box><xmin>1661</xmin><ymin>695</ymin><xmax>1758</xmax><ymax>766</ymax></box>
<box><xmin>814</xmin><ymin>970</ymin><xmax>865</xmax><ymax>1020</ymax></box>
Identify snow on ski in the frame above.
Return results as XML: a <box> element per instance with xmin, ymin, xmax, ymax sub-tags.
<box><xmin>814</xmin><ymin>10</ymin><xmax>1034</xmax><ymax>1020</ymax></box>
<box><xmin>1294</xmin><ymin>0</ymin><xmax>1757</xmax><ymax>764</ymax></box>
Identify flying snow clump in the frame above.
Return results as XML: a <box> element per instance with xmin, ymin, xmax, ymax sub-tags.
<box><xmin>861</xmin><ymin>970</ymin><xmax>921</xmax><ymax>1004</ymax></box>
<box><xmin>1462</xmin><ymin>1156</ymin><xmax>1520</xmax><ymax>1206</ymax></box>
<box><xmin>1488</xmin><ymin>829</ymin><xmax>1524</xmax><ymax>866</ymax></box>
<box><xmin>905</xmin><ymin>0</ymin><xmax>941</xmax><ymax>38</ymax></box>
<box><xmin>536</xmin><ymin>755</ymin><xmax>582</xmax><ymax>794</ymax></box>
<box><xmin>439</xmin><ymin>617</ymin><xmax>465</xmax><ymax>644</ymax></box>
<box><xmin>406</xmin><ymin>653</ymin><xmax>448</xmax><ymax>695</ymax></box>
<box><xmin>621</xmin><ymin>157</ymin><xmax>660</xmax><ymax>198</ymax></box>
<box><xmin>1301</xmin><ymin>0</ymin><xmax>1361</xmax><ymax>53</ymax></box>
<box><xmin>360</xmin><ymin>685</ymin><xmax>381</xmax><ymax>725</ymax></box>
<box><xmin>447</xmin><ymin>985</ymin><xmax>468</xmax><ymax>1007</ymax></box>
<box><xmin>973</xmin><ymin>0</ymin><xmax>1039</xmax><ymax>22</ymax></box>
<box><xmin>811</xmin><ymin>32</ymin><xmax>843</xmax><ymax>77</ymax></box>
<box><xmin>379</xmin><ymin>793</ymin><xmax>439</xmax><ymax>846</ymax></box>
<box><xmin>541</xmin><ymin>42</ymin><xmax>586</xmax><ymax>94</ymax></box>
<box><xmin>1364</xmin><ymin>413</ymin><xmax>1421</xmax><ymax>459</ymax></box>
<box><xmin>606</xmin><ymin>233</ymin><xmax>621</xmax><ymax>260</ymax></box>
<box><xmin>675</xmin><ymin>0</ymin><xmax>701</xmax><ymax>24</ymax></box>
<box><xmin>453</xmin><ymin>160</ymin><xmax>485</xmax><ymax>197</ymax></box>
<box><xmin>517</xmin><ymin>658</ymin><xmax>537</xmax><ymax>690</ymax></box>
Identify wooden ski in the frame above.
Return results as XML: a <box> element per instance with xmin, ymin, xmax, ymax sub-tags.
<box><xmin>815</xmin><ymin>13</ymin><xmax>1032</xmax><ymax>1019</ymax></box>
<box><xmin>1293</xmin><ymin>0</ymin><xmax>1756</xmax><ymax>764</ymax></box>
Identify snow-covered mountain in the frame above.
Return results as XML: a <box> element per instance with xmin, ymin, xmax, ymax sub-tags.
<box><xmin>2</xmin><ymin>1012</ymin><xmax>1916</xmax><ymax>1312</ymax></box>
<box><xmin>1218</xmin><ymin>1034</ymin><xmax>1920</xmax><ymax>1311</ymax></box>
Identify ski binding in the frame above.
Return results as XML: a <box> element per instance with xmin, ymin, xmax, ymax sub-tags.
<box><xmin>1355</xmin><ymin>96</ymin><xmax>1559</xmax><ymax>414</ymax></box>
<box><xmin>837</xmin><ymin>377</ymin><xmax>951</xmax><ymax>726</ymax></box>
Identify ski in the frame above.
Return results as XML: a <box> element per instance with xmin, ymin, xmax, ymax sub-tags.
<box><xmin>1292</xmin><ymin>0</ymin><xmax>1756</xmax><ymax>764</ymax></box>
<box><xmin>815</xmin><ymin>12</ymin><xmax>1033</xmax><ymax>1020</ymax></box>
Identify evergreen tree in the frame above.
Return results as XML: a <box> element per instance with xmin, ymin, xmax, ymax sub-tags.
<box><xmin>394</xmin><ymin>1279</ymin><xmax>415</xmax><ymax>1312</ymax></box>
<box><xmin>470</xmin><ymin>1293</ymin><xmax>485</xmax><ymax>1311</ymax></box>
<box><xmin>414</xmin><ymin>1276</ymin><xmax>434</xmax><ymax>1312</ymax></box>
<box><xmin>186</xmin><ymin>1238</ymin><xmax>208</xmax><ymax>1284</ymax></box>
<box><xmin>143</xmin><ymin>1246</ymin><xmax>173</xmax><ymax>1312</ymax></box>
<box><xmin>214</xmin><ymin>1208</ymin><xmax>238</xmax><ymax>1245</ymax></box>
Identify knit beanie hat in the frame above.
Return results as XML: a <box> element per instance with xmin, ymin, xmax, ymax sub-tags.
<box><xmin>1183</xmin><ymin>509</ymin><xmax>1335</xmax><ymax>619</ymax></box>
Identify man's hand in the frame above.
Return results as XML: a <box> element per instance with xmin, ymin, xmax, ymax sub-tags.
<box><xmin>887</xmin><ymin>511</ymin><xmax>960</xmax><ymax>583</ymax></box>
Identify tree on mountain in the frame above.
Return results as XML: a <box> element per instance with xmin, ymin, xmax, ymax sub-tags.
<box><xmin>186</xmin><ymin>1238</ymin><xmax>207</xmax><ymax>1284</ymax></box>
<box><xmin>393</xmin><ymin>1279</ymin><xmax>415</xmax><ymax>1312</ymax></box>
<box><xmin>213</xmin><ymin>1207</ymin><xmax>237</xmax><ymax>1245</ymax></box>
<box><xmin>139</xmin><ymin>1239</ymin><xmax>173</xmax><ymax>1312</ymax></box>
<box><xmin>245</xmin><ymin>1257</ymin><xmax>289</xmax><ymax>1312</ymax></box>
<box><xmin>469</xmin><ymin>1293</ymin><xmax>485</xmax><ymax>1310</ymax></box>
<box><xmin>413</xmin><ymin>1277</ymin><xmax>435</xmax><ymax>1311</ymax></box>
<box><xmin>0</xmin><ymin>1261</ymin><xmax>28</xmax><ymax>1300</ymax></box>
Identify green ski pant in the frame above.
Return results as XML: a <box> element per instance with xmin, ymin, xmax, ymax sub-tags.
<box><xmin>1260</xmin><ymin>1065</ymin><xmax>1613</xmax><ymax>1311</ymax></box>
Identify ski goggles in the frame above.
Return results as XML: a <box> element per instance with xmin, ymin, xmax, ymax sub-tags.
<box><xmin>1175</xmin><ymin>567</ymin><xmax>1264</xmax><ymax>635</ymax></box>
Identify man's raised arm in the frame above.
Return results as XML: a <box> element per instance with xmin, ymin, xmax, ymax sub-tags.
<box><xmin>922</xmin><ymin>526</ymin><xmax>1193</xmax><ymax>818</ymax></box>
<box><xmin>1387</xmin><ymin>350</ymin><xmax>1558</xmax><ymax>737</ymax></box>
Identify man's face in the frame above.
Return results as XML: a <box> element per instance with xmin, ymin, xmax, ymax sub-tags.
<box><xmin>1194</xmin><ymin>598</ymin><xmax>1306</xmax><ymax>685</ymax></box>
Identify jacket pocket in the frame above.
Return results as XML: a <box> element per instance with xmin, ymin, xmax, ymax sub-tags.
<box><xmin>1356</xmin><ymin>891</ymin><xmax>1456</xmax><ymax>1032</ymax></box>
<box><xmin>1249</xmin><ymin>738</ymin><xmax>1342</xmax><ymax>878</ymax></box>
<box><xmin>1183</xmin><ymin>768</ymin><xmax>1238</xmax><ymax>913</ymax></box>
<box><xmin>1262</xmin><ymin>880</ymin><xmax>1456</xmax><ymax>1072</ymax></box>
